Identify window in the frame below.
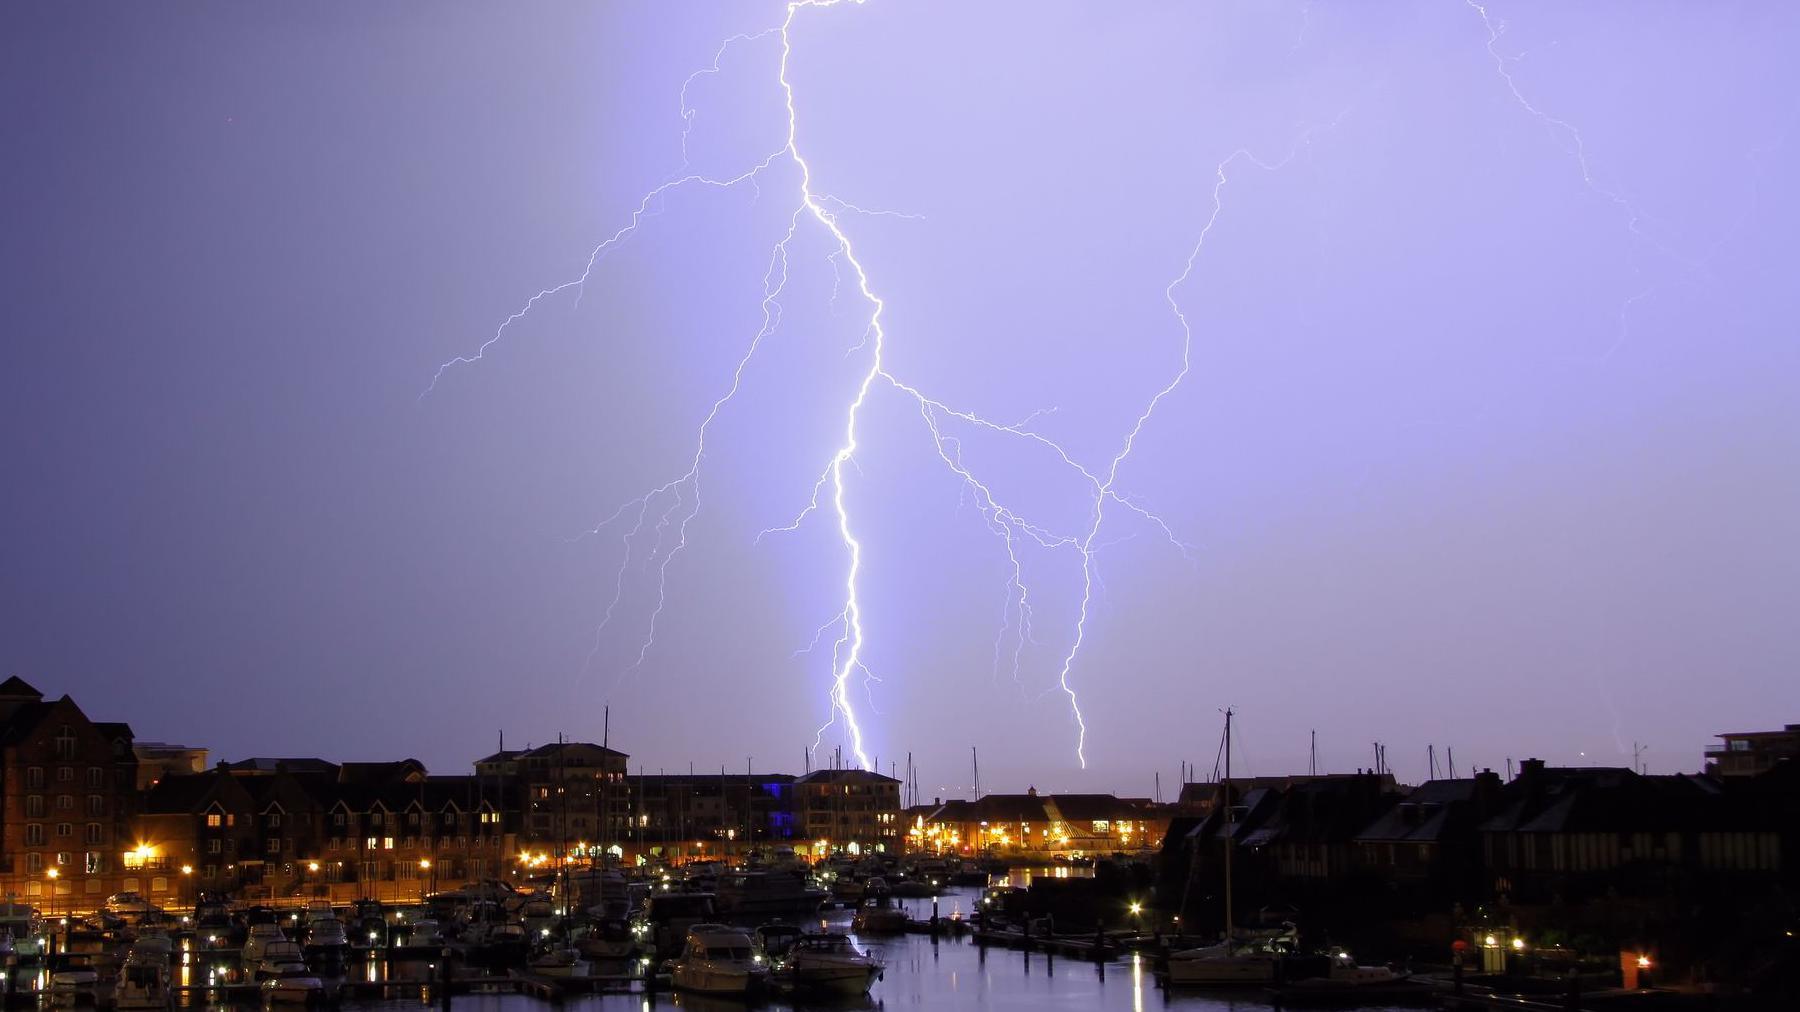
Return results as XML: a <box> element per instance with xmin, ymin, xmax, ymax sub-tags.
<box><xmin>57</xmin><ymin>766</ymin><xmax>73</xmax><ymax>782</ymax></box>
<box><xmin>202</xmin><ymin>865</ymin><xmax>217</xmax><ymax>880</ymax></box>
<box><xmin>408</xmin><ymin>812</ymin><xmax>419</xmax><ymax>825</ymax></box>
<box><xmin>56</xmin><ymin>823</ymin><xmax>72</xmax><ymax>838</ymax></box>
<box><xmin>26</xmin><ymin>767</ymin><xmax>43</xmax><ymax>789</ymax></box>
<box><xmin>333</xmin><ymin>813</ymin><xmax>346</xmax><ymax>826</ymax></box>
<box><xmin>365</xmin><ymin>837</ymin><xmax>378</xmax><ymax>850</ymax></box>
<box><xmin>205</xmin><ymin>813</ymin><xmax>222</xmax><ymax>828</ymax></box>
<box><xmin>26</xmin><ymin>853</ymin><xmax>43</xmax><ymax>873</ymax></box>
<box><xmin>85</xmin><ymin>852</ymin><xmax>103</xmax><ymax>874</ymax></box>
<box><xmin>86</xmin><ymin>767</ymin><xmax>103</xmax><ymax>788</ymax></box>
<box><xmin>266</xmin><ymin>839</ymin><xmax>281</xmax><ymax>854</ymax></box>
<box><xmin>87</xmin><ymin>796</ymin><xmax>104</xmax><ymax>817</ymax></box>
<box><xmin>267</xmin><ymin>813</ymin><xmax>281</xmax><ymax>828</ymax></box>
<box><xmin>382</xmin><ymin>837</ymin><xmax>394</xmax><ymax>850</ymax></box>
<box><xmin>54</xmin><ymin>727</ymin><xmax>76</xmax><ymax>759</ymax></box>
<box><xmin>25</xmin><ymin>824</ymin><xmax>44</xmax><ymax>846</ymax></box>
<box><xmin>26</xmin><ymin>796</ymin><xmax>44</xmax><ymax>818</ymax></box>
<box><xmin>207</xmin><ymin>839</ymin><xmax>221</xmax><ymax>855</ymax></box>
<box><xmin>84</xmin><ymin>824</ymin><xmax>102</xmax><ymax>844</ymax></box>
<box><xmin>56</xmin><ymin>794</ymin><xmax>72</xmax><ymax>810</ymax></box>
<box><xmin>56</xmin><ymin>852</ymin><xmax>71</xmax><ymax>866</ymax></box>
<box><xmin>443</xmin><ymin>812</ymin><xmax>455</xmax><ymax>825</ymax></box>
<box><xmin>150</xmin><ymin>876</ymin><xmax>168</xmax><ymax>893</ymax></box>
<box><xmin>369</xmin><ymin>812</ymin><xmax>383</xmax><ymax>826</ymax></box>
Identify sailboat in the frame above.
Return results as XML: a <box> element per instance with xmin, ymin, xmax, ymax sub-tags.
<box><xmin>1166</xmin><ymin>709</ymin><xmax>1289</xmax><ymax>986</ymax></box>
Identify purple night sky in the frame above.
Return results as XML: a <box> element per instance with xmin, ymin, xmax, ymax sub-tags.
<box><xmin>4</xmin><ymin>2</ymin><xmax>1796</xmax><ymax>796</ymax></box>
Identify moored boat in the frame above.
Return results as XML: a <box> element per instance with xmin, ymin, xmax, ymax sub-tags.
<box><xmin>772</xmin><ymin>932</ymin><xmax>881</xmax><ymax>997</ymax></box>
<box><xmin>670</xmin><ymin>923</ymin><xmax>768</xmax><ymax>996</ymax></box>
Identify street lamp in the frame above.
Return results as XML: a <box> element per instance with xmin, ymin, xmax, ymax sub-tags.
<box><xmin>181</xmin><ymin>864</ymin><xmax>193</xmax><ymax>915</ymax></box>
<box><xmin>45</xmin><ymin>868</ymin><xmax>58</xmax><ymax>921</ymax></box>
<box><xmin>419</xmin><ymin>858</ymin><xmax>432</xmax><ymax>904</ymax></box>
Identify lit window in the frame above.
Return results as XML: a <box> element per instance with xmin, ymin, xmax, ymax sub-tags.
<box><xmin>206</xmin><ymin>813</ymin><xmax>222</xmax><ymax>828</ymax></box>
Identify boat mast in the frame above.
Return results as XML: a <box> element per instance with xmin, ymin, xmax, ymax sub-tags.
<box><xmin>1223</xmin><ymin>707</ymin><xmax>1234</xmax><ymax>943</ymax></box>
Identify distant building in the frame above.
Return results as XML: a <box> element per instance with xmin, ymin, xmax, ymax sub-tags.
<box><xmin>1705</xmin><ymin>723</ymin><xmax>1800</xmax><ymax>778</ymax></box>
<box><xmin>132</xmin><ymin>742</ymin><xmax>208</xmax><ymax>791</ymax></box>
<box><xmin>906</xmin><ymin>788</ymin><xmax>1166</xmax><ymax>855</ymax></box>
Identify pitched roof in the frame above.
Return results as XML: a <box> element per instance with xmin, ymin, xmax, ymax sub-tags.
<box><xmin>0</xmin><ymin>676</ymin><xmax>43</xmax><ymax>698</ymax></box>
<box><xmin>795</xmin><ymin>768</ymin><xmax>900</xmax><ymax>785</ymax></box>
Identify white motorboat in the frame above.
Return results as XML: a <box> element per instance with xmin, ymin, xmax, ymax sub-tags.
<box><xmin>49</xmin><ymin>961</ymin><xmax>100</xmax><ymax>1007</ymax></box>
<box><xmin>256</xmin><ymin>941</ymin><xmax>308</xmax><ymax>979</ymax></box>
<box><xmin>260</xmin><ymin>968</ymin><xmax>325</xmax><ymax>1004</ymax></box>
<box><xmin>773</xmin><ymin>933</ymin><xmax>882</xmax><ymax>997</ymax></box>
<box><xmin>303</xmin><ymin>917</ymin><xmax>347</xmax><ymax>956</ymax></box>
<box><xmin>115</xmin><ymin>954</ymin><xmax>171</xmax><ymax>1010</ymax></box>
<box><xmin>242</xmin><ymin>923</ymin><xmax>287</xmax><ymax>964</ymax></box>
<box><xmin>670</xmin><ymin>924</ymin><xmax>768</xmax><ymax>996</ymax></box>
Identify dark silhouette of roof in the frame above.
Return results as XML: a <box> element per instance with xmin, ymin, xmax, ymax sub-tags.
<box><xmin>0</xmin><ymin>675</ymin><xmax>43</xmax><ymax>698</ymax></box>
<box><xmin>795</xmin><ymin>769</ymin><xmax>900</xmax><ymax>785</ymax></box>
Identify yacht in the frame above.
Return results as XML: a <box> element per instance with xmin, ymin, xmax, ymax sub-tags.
<box><xmin>242</xmin><ymin>923</ymin><xmax>287</xmax><ymax>964</ymax></box>
<box><xmin>261</xmin><ymin>967</ymin><xmax>326</xmax><ymax>1005</ymax></box>
<box><xmin>303</xmin><ymin>918</ymin><xmax>348</xmax><ymax>958</ymax></box>
<box><xmin>714</xmin><ymin>870</ymin><xmax>827</xmax><ymax>919</ymax></box>
<box><xmin>772</xmin><ymin>933</ymin><xmax>882</xmax><ymax>997</ymax></box>
<box><xmin>670</xmin><ymin>924</ymin><xmax>767</xmax><ymax>996</ymax></box>
<box><xmin>1269</xmin><ymin>951</ymin><xmax>1433</xmax><ymax>1004</ymax></box>
<box><xmin>631</xmin><ymin>891</ymin><xmax>717</xmax><ymax>960</ymax></box>
<box><xmin>256</xmin><ymin>940</ymin><xmax>309</xmax><ymax>979</ymax></box>
<box><xmin>527</xmin><ymin>946</ymin><xmax>580</xmax><ymax>977</ymax></box>
<box><xmin>850</xmin><ymin>880</ymin><xmax>910</xmax><ymax>934</ymax></box>
<box><xmin>1165</xmin><ymin>708</ymin><xmax>1291</xmax><ymax>987</ymax></box>
<box><xmin>48</xmin><ymin>953</ymin><xmax>102</xmax><ymax>1007</ymax></box>
<box><xmin>115</xmin><ymin>952</ymin><xmax>171</xmax><ymax>1010</ymax></box>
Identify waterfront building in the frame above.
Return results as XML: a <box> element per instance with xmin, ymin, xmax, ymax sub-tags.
<box><xmin>906</xmin><ymin>788</ymin><xmax>1164</xmax><ymax>856</ymax></box>
<box><xmin>794</xmin><ymin>768</ymin><xmax>902</xmax><ymax>855</ymax></box>
<box><xmin>0</xmin><ymin>677</ymin><xmax>139</xmax><ymax>907</ymax></box>
<box><xmin>1705</xmin><ymin>722</ymin><xmax>1800</xmax><ymax>778</ymax></box>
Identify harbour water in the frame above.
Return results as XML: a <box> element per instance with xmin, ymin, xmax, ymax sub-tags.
<box><xmin>146</xmin><ymin>888</ymin><xmax>1418</xmax><ymax>1012</ymax></box>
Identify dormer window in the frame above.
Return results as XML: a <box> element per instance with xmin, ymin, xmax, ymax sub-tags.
<box><xmin>53</xmin><ymin>727</ymin><xmax>76</xmax><ymax>760</ymax></box>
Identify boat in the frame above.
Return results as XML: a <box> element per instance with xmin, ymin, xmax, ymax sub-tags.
<box><xmin>0</xmin><ymin>904</ymin><xmax>45</xmax><ymax>962</ymax></box>
<box><xmin>48</xmin><ymin>954</ymin><xmax>102</xmax><ymax>1007</ymax></box>
<box><xmin>771</xmin><ymin>932</ymin><xmax>882</xmax><ymax>997</ymax></box>
<box><xmin>670</xmin><ymin>924</ymin><xmax>768</xmax><ymax>996</ymax></box>
<box><xmin>407</xmin><ymin>917</ymin><xmax>443</xmax><ymax>948</ymax></box>
<box><xmin>1166</xmin><ymin>708</ymin><xmax>1291</xmax><ymax>987</ymax></box>
<box><xmin>303</xmin><ymin>917</ymin><xmax>347</xmax><ymax>958</ymax></box>
<box><xmin>754</xmin><ymin>923</ymin><xmax>801</xmax><ymax>961</ymax></box>
<box><xmin>260</xmin><ymin>968</ymin><xmax>326</xmax><ymax>1004</ymax></box>
<box><xmin>714</xmin><ymin>870</ymin><xmax>828</xmax><ymax>920</ymax></box>
<box><xmin>242</xmin><ymin>923</ymin><xmax>287</xmax><ymax>964</ymax></box>
<box><xmin>115</xmin><ymin>953</ymin><xmax>171</xmax><ymax>1010</ymax></box>
<box><xmin>519</xmin><ymin>895</ymin><xmax>557</xmax><ymax>934</ymax></box>
<box><xmin>630</xmin><ymin>891</ymin><xmax>717</xmax><ymax>960</ymax></box>
<box><xmin>1267</xmin><ymin>952</ymin><xmax>1435</xmax><ymax>1005</ymax></box>
<box><xmin>256</xmin><ymin>940</ymin><xmax>308</xmax><ymax>980</ymax></box>
<box><xmin>575</xmin><ymin>917</ymin><xmax>637</xmax><ymax>962</ymax></box>
<box><xmin>527</xmin><ymin>946</ymin><xmax>580</xmax><ymax>977</ymax></box>
<box><xmin>850</xmin><ymin>880</ymin><xmax>911</xmax><ymax>934</ymax></box>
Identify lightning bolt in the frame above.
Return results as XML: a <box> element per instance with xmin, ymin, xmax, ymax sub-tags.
<box><xmin>430</xmin><ymin>0</ymin><xmax>1330</xmax><ymax>771</ymax></box>
<box><xmin>1463</xmin><ymin>0</ymin><xmax>1702</xmax><ymax>362</ymax></box>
